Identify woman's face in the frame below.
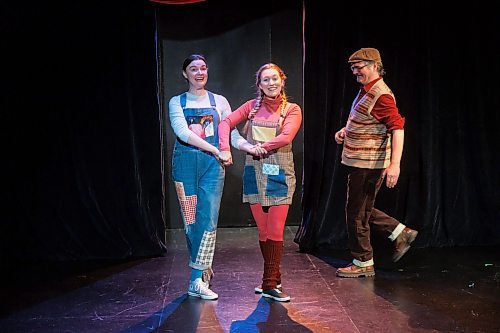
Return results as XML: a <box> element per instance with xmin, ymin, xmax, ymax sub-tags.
<box><xmin>258</xmin><ymin>68</ymin><xmax>283</xmax><ymax>98</ymax></box>
<box><xmin>183</xmin><ymin>59</ymin><xmax>208</xmax><ymax>90</ymax></box>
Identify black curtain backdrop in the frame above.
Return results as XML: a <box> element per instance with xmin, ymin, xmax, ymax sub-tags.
<box><xmin>2</xmin><ymin>1</ymin><xmax>165</xmax><ymax>263</ymax></box>
<box><xmin>1</xmin><ymin>0</ymin><xmax>499</xmax><ymax>265</ymax></box>
<box><xmin>295</xmin><ymin>2</ymin><xmax>500</xmax><ymax>251</ymax></box>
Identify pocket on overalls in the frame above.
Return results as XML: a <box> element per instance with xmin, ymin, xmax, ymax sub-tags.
<box><xmin>243</xmin><ymin>165</ymin><xmax>259</xmax><ymax>195</ymax></box>
<box><xmin>266</xmin><ymin>168</ymin><xmax>288</xmax><ymax>197</ymax></box>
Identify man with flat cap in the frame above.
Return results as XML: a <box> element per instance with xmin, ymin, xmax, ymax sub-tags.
<box><xmin>334</xmin><ymin>47</ymin><xmax>418</xmax><ymax>278</ymax></box>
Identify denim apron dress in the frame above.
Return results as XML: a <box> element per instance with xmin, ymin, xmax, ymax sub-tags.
<box><xmin>172</xmin><ymin>91</ymin><xmax>224</xmax><ymax>271</ymax></box>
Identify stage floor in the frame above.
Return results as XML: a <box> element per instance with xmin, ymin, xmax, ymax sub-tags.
<box><xmin>1</xmin><ymin>226</ymin><xmax>499</xmax><ymax>332</ymax></box>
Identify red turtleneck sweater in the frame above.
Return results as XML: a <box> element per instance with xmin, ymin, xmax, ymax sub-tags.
<box><xmin>218</xmin><ymin>97</ymin><xmax>302</xmax><ymax>152</ymax></box>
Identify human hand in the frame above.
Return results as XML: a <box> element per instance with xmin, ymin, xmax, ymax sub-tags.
<box><xmin>383</xmin><ymin>164</ymin><xmax>400</xmax><ymax>188</ymax></box>
<box><xmin>218</xmin><ymin>150</ymin><xmax>233</xmax><ymax>167</ymax></box>
<box><xmin>334</xmin><ymin>127</ymin><xmax>346</xmax><ymax>144</ymax></box>
<box><xmin>253</xmin><ymin>143</ymin><xmax>268</xmax><ymax>157</ymax></box>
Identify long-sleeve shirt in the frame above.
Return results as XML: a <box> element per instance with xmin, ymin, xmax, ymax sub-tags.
<box><xmin>218</xmin><ymin>97</ymin><xmax>302</xmax><ymax>152</ymax></box>
<box><xmin>357</xmin><ymin>78</ymin><xmax>405</xmax><ymax>131</ymax></box>
<box><xmin>168</xmin><ymin>90</ymin><xmax>245</xmax><ymax>146</ymax></box>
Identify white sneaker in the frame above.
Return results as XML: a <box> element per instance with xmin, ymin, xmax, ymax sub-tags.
<box><xmin>188</xmin><ymin>278</ymin><xmax>218</xmax><ymax>300</ymax></box>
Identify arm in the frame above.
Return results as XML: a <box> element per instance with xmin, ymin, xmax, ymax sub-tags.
<box><xmin>218</xmin><ymin>100</ymin><xmax>254</xmax><ymax>151</ymax></box>
<box><xmin>168</xmin><ymin>96</ymin><xmax>219</xmax><ymax>155</ymax></box>
<box><xmin>260</xmin><ymin>104</ymin><xmax>302</xmax><ymax>151</ymax></box>
<box><xmin>371</xmin><ymin>94</ymin><xmax>405</xmax><ymax>188</ymax></box>
<box><xmin>384</xmin><ymin>129</ymin><xmax>404</xmax><ymax>188</ymax></box>
<box><xmin>216</xmin><ymin>95</ymin><xmax>251</xmax><ymax>150</ymax></box>
<box><xmin>371</xmin><ymin>94</ymin><xmax>405</xmax><ymax>131</ymax></box>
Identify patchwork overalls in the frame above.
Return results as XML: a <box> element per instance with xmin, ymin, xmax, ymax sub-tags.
<box><xmin>243</xmin><ymin>104</ymin><xmax>296</xmax><ymax>206</ymax></box>
<box><xmin>172</xmin><ymin>92</ymin><xmax>224</xmax><ymax>271</ymax></box>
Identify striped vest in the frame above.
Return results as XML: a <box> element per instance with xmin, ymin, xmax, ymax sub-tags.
<box><xmin>342</xmin><ymin>79</ymin><xmax>395</xmax><ymax>169</ymax></box>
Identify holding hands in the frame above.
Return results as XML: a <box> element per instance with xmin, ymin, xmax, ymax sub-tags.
<box><xmin>240</xmin><ymin>142</ymin><xmax>268</xmax><ymax>158</ymax></box>
<box><xmin>217</xmin><ymin>143</ymin><xmax>268</xmax><ymax>168</ymax></box>
<box><xmin>217</xmin><ymin>150</ymin><xmax>233</xmax><ymax>167</ymax></box>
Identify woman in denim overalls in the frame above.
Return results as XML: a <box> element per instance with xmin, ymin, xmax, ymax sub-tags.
<box><xmin>168</xmin><ymin>54</ymin><xmax>241</xmax><ymax>300</ymax></box>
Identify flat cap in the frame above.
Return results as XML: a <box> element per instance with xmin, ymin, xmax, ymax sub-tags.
<box><xmin>348</xmin><ymin>48</ymin><xmax>381</xmax><ymax>63</ymax></box>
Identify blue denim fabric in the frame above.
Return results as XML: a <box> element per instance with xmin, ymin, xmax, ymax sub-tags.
<box><xmin>266</xmin><ymin>169</ymin><xmax>288</xmax><ymax>197</ymax></box>
<box><xmin>243</xmin><ymin>165</ymin><xmax>258</xmax><ymax>195</ymax></box>
<box><xmin>171</xmin><ymin>92</ymin><xmax>224</xmax><ymax>270</ymax></box>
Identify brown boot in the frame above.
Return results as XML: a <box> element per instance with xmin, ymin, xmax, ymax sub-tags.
<box><xmin>336</xmin><ymin>264</ymin><xmax>375</xmax><ymax>278</ymax></box>
<box><xmin>393</xmin><ymin>227</ymin><xmax>418</xmax><ymax>262</ymax></box>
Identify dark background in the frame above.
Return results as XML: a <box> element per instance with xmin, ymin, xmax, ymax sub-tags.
<box><xmin>1</xmin><ymin>0</ymin><xmax>498</xmax><ymax>265</ymax></box>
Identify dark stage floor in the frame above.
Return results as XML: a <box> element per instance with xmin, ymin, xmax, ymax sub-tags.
<box><xmin>1</xmin><ymin>227</ymin><xmax>499</xmax><ymax>332</ymax></box>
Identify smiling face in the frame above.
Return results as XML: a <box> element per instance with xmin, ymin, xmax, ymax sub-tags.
<box><xmin>350</xmin><ymin>61</ymin><xmax>379</xmax><ymax>86</ymax></box>
<box><xmin>258</xmin><ymin>68</ymin><xmax>283</xmax><ymax>98</ymax></box>
<box><xmin>183</xmin><ymin>59</ymin><xmax>208</xmax><ymax>93</ymax></box>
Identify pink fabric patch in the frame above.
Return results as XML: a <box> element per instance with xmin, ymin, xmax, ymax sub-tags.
<box><xmin>174</xmin><ymin>182</ymin><xmax>197</xmax><ymax>225</ymax></box>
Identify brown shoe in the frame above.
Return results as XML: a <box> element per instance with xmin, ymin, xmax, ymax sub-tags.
<box><xmin>336</xmin><ymin>264</ymin><xmax>375</xmax><ymax>278</ymax></box>
<box><xmin>393</xmin><ymin>227</ymin><xmax>418</xmax><ymax>262</ymax></box>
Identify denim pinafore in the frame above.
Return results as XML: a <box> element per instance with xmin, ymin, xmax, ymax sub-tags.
<box><xmin>172</xmin><ymin>91</ymin><xmax>224</xmax><ymax>271</ymax></box>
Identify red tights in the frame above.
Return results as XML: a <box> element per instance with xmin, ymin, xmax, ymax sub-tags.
<box><xmin>250</xmin><ymin>203</ymin><xmax>289</xmax><ymax>241</ymax></box>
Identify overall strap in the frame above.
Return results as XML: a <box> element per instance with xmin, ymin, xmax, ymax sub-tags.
<box><xmin>207</xmin><ymin>91</ymin><xmax>216</xmax><ymax>108</ymax></box>
<box><xmin>179</xmin><ymin>92</ymin><xmax>217</xmax><ymax>109</ymax></box>
<box><xmin>180</xmin><ymin>93</ymin><xmax>187</xmax><ymax>109</ymax></box>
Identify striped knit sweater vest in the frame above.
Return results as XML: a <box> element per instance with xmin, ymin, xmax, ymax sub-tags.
<box><xmin>342</xmin><ymin>79</ymin><xmax>395</xmax><ymax>169</ymax></box>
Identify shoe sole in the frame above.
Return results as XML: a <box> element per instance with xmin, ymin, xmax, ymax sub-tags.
<box><xmin>188</xmin><ymin>291</ymin><xmax>218</xmax><ymax>300</ymax></box>
<box><xmin>393</xmin><ymin>231</ymin><xmax>418</xmax><ymax>262</ymax></box>
<box><xmin>262</xmin><ymin>293</ymin><xmax>290</xmax><ymax>302</ymax></box>
<box><xmin>255</xmin><ymin>284</ymin><xmax>282</xmax><ymax>294</ymax></box>
<box><xmin>336</xmin><ymin>270</ymin><xmax>375</xmax><ymax>278</ymax></box>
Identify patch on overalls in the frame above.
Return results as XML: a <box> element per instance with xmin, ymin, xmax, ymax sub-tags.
<box><xmin>195</xmin><ymin>230</ymin><xmax>216</xmax><ymax>267</ymax></box>
<box><xmin>174</xmin><ymin>181</ymin><xmax>197</xmax><ymax>225</ymax></box>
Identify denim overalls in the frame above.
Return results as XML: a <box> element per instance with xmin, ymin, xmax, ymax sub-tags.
<box><xmin>172</xmin><ymin>92</ymin><xmax>224</xmax><ymax>271</ymax></box>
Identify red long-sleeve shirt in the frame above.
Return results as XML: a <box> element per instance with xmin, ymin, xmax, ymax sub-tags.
<box><xmin>358</xmin><ymin>78</ymin><xmax>405</xmax><ymax>131</ymax></box>
<box><xmin>218</xmin><ymin>97</ymin><xmax>302</xmax><ymax>151</ymax></box>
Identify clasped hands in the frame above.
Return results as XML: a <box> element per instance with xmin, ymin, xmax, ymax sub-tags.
<box><xmin>216</xmin><ymin>143</ymin><xmax>268</xmax><ymax>167</ymax></box>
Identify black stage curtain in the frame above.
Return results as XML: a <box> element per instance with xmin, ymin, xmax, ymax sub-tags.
<box><xmin>295</xmin><ymin>2</ymin><xmax>500</xmax><ymax>251</ymax></box>
<box><xmin>2</xmin><ymin>0</ymin><xmax>499</xmax><ymax>265</ymax></box>
<box><xmin>2</xmin><ymin>1</ymin><xmax>165</xmax><ymax>263</ymax></box>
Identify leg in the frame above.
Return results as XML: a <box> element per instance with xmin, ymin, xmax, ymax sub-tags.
<box><xmin>261</xmin><ymin>205</ymin><xmax>290</xmax><ymax>302</ymax></box>
<box><xmin>176</xmin><ymin>152</ymin><xmax>223</xmax><ymax>300</ymax></box>
<box><xmin>250</xmin><ymin>203</ymin><xmax>268</xmax><ymax>241</ymax></box>
<box><xmin>345</xmin><ymin>168</ymin><xmax>384</xmax><ymax>264</ymax></box>
<box><xmin>369</xmin><ymin>208</ymin><xmax>418</xmax><ymax>262</ymax></box>
<box><xmin>267</xmin><ymin>205</ymin><xmax>289</xmax><ymax>285</ymax></box>
<box><xmin>337</xmin><ymin>168</ymin><xmax>383</xmax><ymax>278</ymax></box>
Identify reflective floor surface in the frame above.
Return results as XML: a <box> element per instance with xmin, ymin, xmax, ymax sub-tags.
<box><xmin>1</xmin><ymin>226</ymin><xmax>499</xmax><ymax>332</ymax></box>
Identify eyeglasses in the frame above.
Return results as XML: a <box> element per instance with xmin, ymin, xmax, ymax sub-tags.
<box><xmin>350</xmin><ymin>64</ymin><xmax>369</xmax><ymax>72</ymax></box>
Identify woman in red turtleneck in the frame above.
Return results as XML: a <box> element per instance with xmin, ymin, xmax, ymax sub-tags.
<box><xmin>218</xmin><ymin>63</ymin><xmax>302</xmax><ymax>302</ymax></box>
